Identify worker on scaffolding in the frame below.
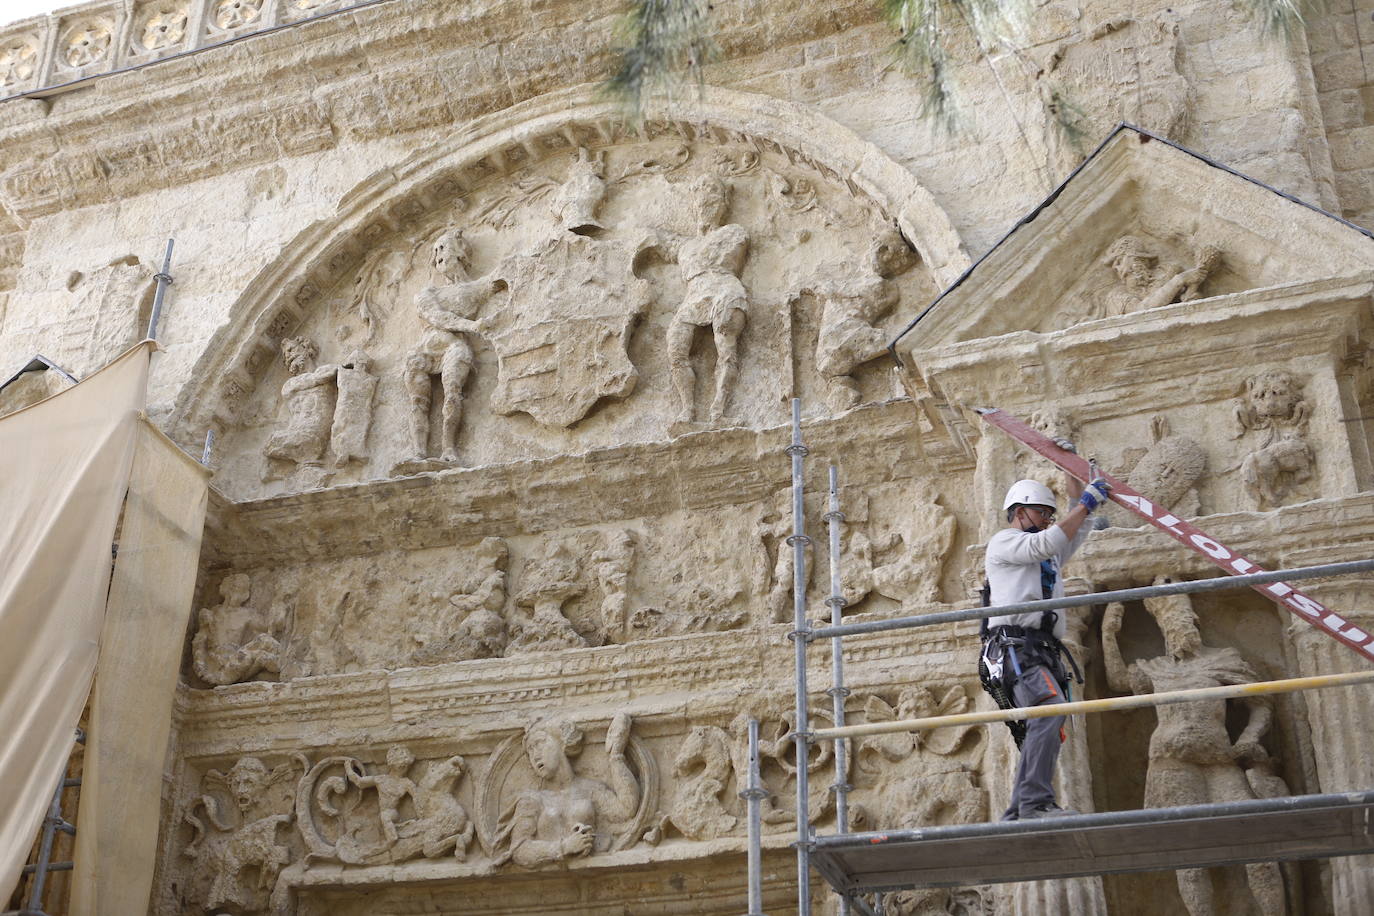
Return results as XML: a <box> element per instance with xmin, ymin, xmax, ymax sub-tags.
<box><xmin>982</xmin><ymin>469</ymin><xmax>1111</xmax><ymax>820</ymax></box>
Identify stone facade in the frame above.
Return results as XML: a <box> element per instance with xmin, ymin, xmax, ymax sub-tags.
<box><xmin>2</xmin><ymin>0</ymin><xmax>1373</xmax><ymax>914</ymax></box>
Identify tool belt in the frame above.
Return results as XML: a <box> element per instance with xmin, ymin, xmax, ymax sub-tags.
<box><xmin>976</xmin><ymin>585</ymin><xmax>1083</xmax><ymax>749</ymax></box>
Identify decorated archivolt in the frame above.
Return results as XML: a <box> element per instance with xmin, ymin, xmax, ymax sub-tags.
<box><xmin>194</xmin><ymin>116</ymin><xmax>945</xmax><ymax>501</ymax></box>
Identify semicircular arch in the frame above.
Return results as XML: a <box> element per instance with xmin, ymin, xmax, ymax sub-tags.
<box><xmin>166</xmin><ymin>84</ymin><xmax>969</xmax><ymax>456</ymax></box>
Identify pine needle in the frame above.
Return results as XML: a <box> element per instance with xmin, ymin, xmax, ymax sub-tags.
<box><xmin>1045</xmin><ymin>83</ymin><xmax>1090</xmax><ymax>158</ymax></box>
<box><xmin>883</xmin><ymin>0</ymin><xmax>1032</xmax><ymax>133</ymax></box>
<box><xmin>1237</xmin><ymin>0</ymin><xmax>1311</xmax><ymax>36</ymax></box>
<box><xmin>605</xmin><ymin>0</ymin><xmax>718</xmax><ymax>124</ymax></box>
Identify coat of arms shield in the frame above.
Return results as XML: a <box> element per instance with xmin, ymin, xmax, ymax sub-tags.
<box><xmin>484</xmin><ymin>233</ymin><xmax>655</xmax><ymax>428</ymax></box>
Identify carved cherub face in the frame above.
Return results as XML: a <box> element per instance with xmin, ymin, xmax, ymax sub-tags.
<box><xmin>431</xmin><ymin>228</ymin><xmax>473</xmax><ymax>282</ymax></box>
<box><xmin>227</xmin><ymin>757</ymin><xmax>270</xmax><ymax>812</ymax></box>
<box><xmin>385</xmin><ymin>745</ymin><xmax>415</xmax><ymax>773</ymax></box>
<box><xmin>1246</xmin><ymin>371</ymin><xmax>1302</xmax><ymax>421</ymax></box>
<box><xmin>1144</xmin><ymin>580</ymin><xmax>1202</xmax><ymax>657</ymax></box>
<box><xmin>281</xmin><ymin>336</ymin><xmax>318</xmax><ymax>375</ymax></box>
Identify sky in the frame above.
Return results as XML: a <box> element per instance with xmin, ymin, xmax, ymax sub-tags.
<box><xmin>2</xmin><ymin>0</ymin><xmax>67</xmax><ymax>28</ymax></box>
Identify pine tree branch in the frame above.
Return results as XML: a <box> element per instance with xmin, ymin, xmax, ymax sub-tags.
<box><xmin>605</xmin><ymin>0</ymin><xmax>718</xmax><ymax>123</ymax></box>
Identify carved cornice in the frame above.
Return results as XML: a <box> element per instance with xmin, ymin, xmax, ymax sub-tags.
<box><xmin>200</xmin><ymin>399</ymin><xmax>968</xmax><ymax>568</ymax></box>
<box><xmin>173</xmin><ymin>615</ymin><xmax>977</xmax><ymax>759</ymax></box>
<box><xmin>910</xmin><ymin>275</ymin><xmax>1374</xmax><ymax>420</ymax></box>
<box><xmin>0</xmin><ymin>0</ymin><xmax>892</xmax><ymax>227</ymax></box>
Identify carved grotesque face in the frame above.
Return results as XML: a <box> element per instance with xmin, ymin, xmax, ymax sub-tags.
<box><xmin>386</xmin><ymin>745</ymin><xmax>415</xmax><ymax>773</ymax></box>
<box><xmin>1248</xmin><ymin>372</ymin><xmax>1300</xmax><ymax>420</ymax></box>
<box><xmin>432</xmin><ymin>229</ymin><xmax>472</xmax><ymax>282</ymax></box>
<box><xmin>281</xmin><ymin>337</ymin><xmax>317</xmax><ymax>375</ymax></box>
<box><xmin>227</xmin><ymin>758</ymin><xmax>270</xmax><ymax>812</ymax></box>
<box><xmin>1144</xmin><ymin>585</ymin><xmax>1202</xmax><ymax>657</ymax></box>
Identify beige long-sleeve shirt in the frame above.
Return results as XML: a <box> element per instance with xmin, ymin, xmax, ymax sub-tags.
<box><xmin>984</xmin><ymin>523</ymin><xmax>1092</xmax><ymax>639</ymax></box>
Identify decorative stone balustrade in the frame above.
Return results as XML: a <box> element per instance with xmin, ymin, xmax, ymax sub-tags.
<box><xmin>0</xmin><ymin>0</ymin><xmax>369</xmax><ymax>98</ymax></box>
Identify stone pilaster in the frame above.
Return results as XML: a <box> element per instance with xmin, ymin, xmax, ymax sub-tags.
<box><xmin>1284</xmin><ymin>579</ymin><xmax>1374</xmax><ymax>916</ymax></box>
<box><xmin>992</xmin><ymin>604</ymin><xmax>1108</xmax><ymax>915</ymax></box>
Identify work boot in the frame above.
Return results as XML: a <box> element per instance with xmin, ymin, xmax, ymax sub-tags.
<box><xmin>1020</xmin><ymin>803</ymin><xmax>1079</xmax><ymax>819</ymax></box>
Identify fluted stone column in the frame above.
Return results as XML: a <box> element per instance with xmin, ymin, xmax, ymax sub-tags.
<box><xmin>1284</xmin><ymin>579</ymin><xmax>1374</xmax><ymax>916</ymax></box>
<box><xmin>990</xmin><ymin>601</ymin><xmax>1107</xmax><ymax>915</ymax></box>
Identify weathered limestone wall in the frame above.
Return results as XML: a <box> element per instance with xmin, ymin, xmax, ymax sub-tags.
<box><xmin>1</xmin><ymin>1</ymin><xmax>1373</xmax><ymax>915</ymax></box>
<box><xmin>1307</xmin><ymin>0</ymin><xmax>1374</xmax><ymax>229</ymax></box>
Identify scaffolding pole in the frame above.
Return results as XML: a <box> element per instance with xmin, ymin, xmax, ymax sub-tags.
<box><xmin>13</xmin><ymin>730</ymin><xmax>82</xmax><ymax>916</ymax></box>
<box><xmin>740</xmin><ymin>719</ymin><xmax>765</xmax><ymax>916</ymax></box>
<box><xmin>823</xmin><ymin>466</ymin><xmax>851</xmax><ymax>916</ymax></box>
<box><xmin>813</xmin><ymin>669</ymin><xmax>1374</xmax><ymax>741</ymax></box>
<box><xmin>812</xmin><ymin>557</ymin><xmax>1374</xmax><ymax>641</ymax></box>
<box><xmin>785</xmin><ymin>398</ymin><xmax>812</xmax><ymax>916</ymax></box>
<box><xmin>145</xmin><ymin>239</ymin><xmax>175</xmax><ymax>341</ymax></box>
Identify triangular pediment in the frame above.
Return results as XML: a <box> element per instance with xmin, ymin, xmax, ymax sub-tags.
<box><xmin>896</xmin><ymin>124</ymin><xmax>1374</xmax><ymax>349</ymax></box>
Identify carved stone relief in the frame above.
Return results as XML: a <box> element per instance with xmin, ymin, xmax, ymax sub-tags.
<box><xmin>478</xmin><ymin>714</ymin><xmax>656</xmax><ymax>867</ymax></box>
<box><xmin>211</xmin><ymin>0</ymin><xmax>264</xmax><ymax>32</ymax></box>
<box><xmin>410</xmin><ymin>536</ymin><xmax>509</xmax><ymax>666</ymax></box>
<box><xmin>0</xmin><ymin>37</ymin><xmax>39</xmax><ymax>88</ymax></box>
<box><xmin>1102</xmin><ymin>582</ymin><xmax>1288</xmax><ymax>916</ymax></box>
<box><xmin>870</xmin><ymin>487</ymin><xmax>958</xmax><ymax>608</ymax></box>
<box><xmin>203</xmin><ymin>130</ymin><xmax>934</xmax><ymax>501</ymax></box>
<box><xmin>297</xmin><ymin>747</ymin><xmax>474</xmax><ymax>865</ymax></box>
<box><xmin>1104</xmin><ymin>414</ymin><xmax>1207</xmax><ymax>527</ymax></box>
<box><xmin>135</xmin><ymin>4</ymin><xmax>188</xmax><ymax>52</ymax></box>
<box><xmin>59</xmin><ymin>18</ymin><xmax>113</xmax><ymax>69</ymax></box>
<box><xmin>1049</xmin><ymin>234</ymin><xmax>1223</xmax><ymax>330</ymax></box>
<box><xmin>1034</xmin><ymin>13</ymin><xmax>1191</xmax><ymax>176</ymax></box>
<box><xmin>1233</xmin><ymin>369</ymin><xmax>1315</xmax><ymax>510</ymax></box>
<box><xmin>36</xmin><ymin>255</ymin><xmax>154</xmax><ymax>377</ymax></box>
<box><xmin>262</xmin><ymin>337</ymin><xmax>378</xmax><ymax>483</ymax></box>
<box><xmin>195</xmin><ymin>505</ymin><xmax>763</xmax><ymax>679</ymax></box>
<box><xmin>665</xmin><ymin>175</ymin><xmax>750</xmax><ymax>427</ymax></box>
<box><xmin>802</xmin><ymin>228</ymin><xmax>918</xmax><ymax>414</ymax></box>
<box><xmin>179</xmin><ymin>756</ymin><xmax>306</xmax><ymax>914</ymax></box>
<box><xmin>191</xmin><ymin>573</ymin><xmax>288</xmax><ymax>687</ymax></box>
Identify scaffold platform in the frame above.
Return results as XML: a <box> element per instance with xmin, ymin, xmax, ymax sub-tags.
<box><xmin>809</xmin><ymin>791</ymin><xmax>1374</xmax><ymax>896</ymax></box>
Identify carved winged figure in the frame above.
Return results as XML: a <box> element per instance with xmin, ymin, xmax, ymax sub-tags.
<box><xmin>182</xmin><ymin>756</ymin><xmax>305</xmax><ymax>913</ymax></box>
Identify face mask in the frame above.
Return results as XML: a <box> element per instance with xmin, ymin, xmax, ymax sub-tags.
<box><xmin>1024</xmin><ymin>524</ymin><xmax>1042</xmax><ymax>533</ymax></box>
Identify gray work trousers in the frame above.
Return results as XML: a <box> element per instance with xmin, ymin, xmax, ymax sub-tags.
<box><xmin>1001</xmin><ymin>664</ymin><xmax>1067</xmax><ymax>820</ymax></box>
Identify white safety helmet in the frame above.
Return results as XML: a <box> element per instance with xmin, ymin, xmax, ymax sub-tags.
<box><xmin>1002</xmin><ymin>479</ymin><xmax>1057</xmax><ymax>512</ymax></box>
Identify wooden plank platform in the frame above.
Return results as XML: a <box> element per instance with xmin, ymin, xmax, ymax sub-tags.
<box><xmin>810</xmin><ymin>791</ymin><xmax>1374</xmax><ymax>895</ymax></box>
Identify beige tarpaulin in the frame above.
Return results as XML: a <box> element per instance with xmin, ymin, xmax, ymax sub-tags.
<box><xmin>0</xmin><ymin>342</ymin><xmax>153</xmax><ymax>905</ymax></box>
<box><xmin>70</xmin><ymin>418</ymin><xmax>210</xmax><ymax>916</ymax></box>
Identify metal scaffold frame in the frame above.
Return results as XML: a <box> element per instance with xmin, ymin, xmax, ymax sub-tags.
<box><xmin>753</xmin><ymin>398</ymin><xmax>1374</xmax><ymax>916</ymax></box>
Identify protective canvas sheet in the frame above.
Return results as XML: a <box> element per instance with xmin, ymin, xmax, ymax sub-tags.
<box><xmin>70</xmin><ymin>419</ymin><xmax>210</xmax><ymax>916</ymax></box>
<box><xmin>0</xmin><ymin>342</ymin><xmax>152</xmax><ymax>905</ymax></box>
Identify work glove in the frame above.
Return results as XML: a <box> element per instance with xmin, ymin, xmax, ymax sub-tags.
<box><xmin>1079</xmin><ymin>478</ymin><xmax>1112</xmax><ymax>512</ymax></box>
<box><xmin>1052</xmin><ymin>436</ymin><xmax>1077</xmax><ymax>453</ymax></box>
